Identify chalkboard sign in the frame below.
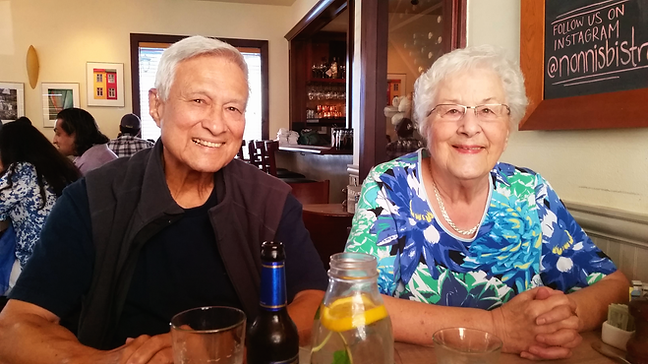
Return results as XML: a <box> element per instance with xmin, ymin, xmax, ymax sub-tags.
<box><xmin>544</xmin><ymin>0</ymin><xmax>648</xmax><ymax>100</ymax></box>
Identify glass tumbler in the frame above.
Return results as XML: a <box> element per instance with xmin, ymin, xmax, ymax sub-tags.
<box><xmin>171</xmin><ymin>306</ymin><xmax>246</xmax><ymax>364</ymax></box>
<box><xmin>433</xmin><ymin>327</ymin><xmax>502</xmax><ymax>364</ymax></box>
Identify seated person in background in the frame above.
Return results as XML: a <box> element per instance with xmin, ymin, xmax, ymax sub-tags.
<box><xmin>386</xmin><ymin>118</ymin><xmax>424</xmax><ymax>160</ymax></box>
<box><xmin>107</xmin><ymin>113</ymin><xmax>155</xmax><ymax>157</ymax></box>
<box><xmin>53</xmin><ymin>108</ymin><xmax>117</xmax><ymax>174</ymax></box>
<box><xmin>0</xmin><ymin>35</ymin><xmax>326</xmax><ymax>363</ymax></box>
<box><xmin>346</xmin><ymin>45</ymin><xmax>629</xmax><ymax>360</ymax></box>
<box><xmin>0</xmin><ymin>117</ymin><xmax>80</xmax><ymax>294</ymax></box>
<box><xmin>385</xmin><ymin>95</ymin><xmax>424</xmax><ymax>160</ymax></box>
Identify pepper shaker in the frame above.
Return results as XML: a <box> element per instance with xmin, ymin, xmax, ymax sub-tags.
<box><xmin>627</xmin><ymin>297</ymin><xmax>648</xmax><ymax>364</ymax></box>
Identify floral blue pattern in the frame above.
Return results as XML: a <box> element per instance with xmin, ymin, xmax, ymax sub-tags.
<box><xmin>346</xmin><ymin>150</ymin><xmax>616</xmax><ymax>310</ymax></box>
<box><xmin>0</xmin><ymin>162</ymin><xmax>57</xmax><ymax>268</ymax></box>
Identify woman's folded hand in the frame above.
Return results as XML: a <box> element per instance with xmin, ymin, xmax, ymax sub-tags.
<box><xmin>491</xmin><ymin>286</ymin><xmax>582</xmax><ymax>359</ymax></box>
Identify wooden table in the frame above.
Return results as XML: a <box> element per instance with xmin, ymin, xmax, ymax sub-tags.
<box><xmin>303</xmin><ymin>203</ymin><xmax>354</xmax><ymax>217</ymax></box>
<box><xmin>394</xmin><ymin>331</ymin><xmax>615</xmax><ymax>364</ymax></box>
<box><xmin>302</xmin><ymin>204</ymin><xmax>354</xmax><ymax>269</ymax></box>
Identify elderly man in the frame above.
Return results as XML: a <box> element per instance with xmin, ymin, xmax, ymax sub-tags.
<box><xmin>0</xmin><ymin>36</ymin><xmax>327</xmax><ymax>363</ymax></box>
<box><xmin>106</xmin><ymin>113</ymin><xmax>155</xmax><ymax>157</ymax></box>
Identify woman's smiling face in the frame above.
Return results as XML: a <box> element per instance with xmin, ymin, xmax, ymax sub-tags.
<box><xmin>426</xmin><ymin>67</ymin><xmax>511</xmax><ymax>181</ymax></box>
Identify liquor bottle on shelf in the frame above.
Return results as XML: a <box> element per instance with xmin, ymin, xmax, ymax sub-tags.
<box><xmin>317</xmin><ymin>57</ymin><xmax>329</xmax><ymax>79</ymax></box>
<box><xmin>246</xmin><ymin>241</ymin><xmax>299</xmax><ymax>364</ymax></box>
<box><xmin>311</xmin><ymin>63</ymin><xmax>318</xmax><ymax>79</ymax></box>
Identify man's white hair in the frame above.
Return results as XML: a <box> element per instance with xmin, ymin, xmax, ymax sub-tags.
<box><xmin>154</xmin><ymin>35</ymin><xmax>249</xmax><ymax>101</ymax></box>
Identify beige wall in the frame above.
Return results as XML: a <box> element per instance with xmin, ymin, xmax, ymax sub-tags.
<box><xmin>289</xmin><ymin>0</ymin><xmax>318</xmax><ymax>25</ymax></box>
<box><xmin>467</xmin><ymin>0</ymin><xmax>648</xmax><ymax>216</ymax></box>
<box><xmin>0</xmin><ymin>0</ymin><xmax>299</xmax><ymax>140</ymax></box>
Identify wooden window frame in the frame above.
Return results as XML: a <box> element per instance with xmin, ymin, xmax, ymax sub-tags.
<box><xmin>357</xmin><ymin>0</ymin><xmax>466</xmax><ymax>181</ymax></box>
<box><xmin>129</xmin><ymin>33</ymin><xmax>270</xmax><ymax>139</ymax></box>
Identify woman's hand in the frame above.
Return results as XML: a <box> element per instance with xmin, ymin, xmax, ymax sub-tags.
<box><xmin>521</xmin><ymin>287</ymin><xmax>583</xmax><ymax>359</ymax></box>
<box><xmin>491</xmin><ymin>287</ymin><xmax>581</xmax><ymax>359</ymax></box>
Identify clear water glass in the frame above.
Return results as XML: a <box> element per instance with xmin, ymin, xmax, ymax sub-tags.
<box><xmin>171</xmin><ymin>306</ymin><xmax>246</xmax><ymax>364</ymax></box>
<box><xmin>433</xmin><ymin>327</ymin><xmax>502</xmax><ymax>364</ymax></box>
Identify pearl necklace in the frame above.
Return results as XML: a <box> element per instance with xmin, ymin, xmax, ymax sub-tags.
<box><xmin>432</xmin><ymin>181</ymin><xmax>480</xmax><ymax>236</ymax></box>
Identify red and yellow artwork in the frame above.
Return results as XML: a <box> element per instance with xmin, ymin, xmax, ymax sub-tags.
<box><xmin>92</xmin><ymin>68</ymin><xmax>118</xmax><ymax>100</ymax></box>
<box><xmin>387</xmin><ymin>79</ymin><xmax>402</xmax><ymax>106</ymax></box>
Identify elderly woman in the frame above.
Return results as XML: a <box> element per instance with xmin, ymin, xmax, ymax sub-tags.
<box><xmin>53</xmin><ymin>108</ymin><xmax>117</xmax><ymax>174</ymax></box>
<box><xmin>346</xmin><ymin>45</ymin><xmax>628</xmax><ymax>360</ymax></box>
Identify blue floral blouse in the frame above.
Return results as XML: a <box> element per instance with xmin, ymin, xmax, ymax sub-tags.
<box><xmin>345</xmin><ymin>150</ymin><xmax>616</xmax><ymax>310</ymax></box>
<box><xmin>0</xmin><ymin>162</ymin><xmax>57</xmax><ymax>268</ymax></box>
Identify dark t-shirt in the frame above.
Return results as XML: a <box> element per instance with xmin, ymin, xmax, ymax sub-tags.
<box><xmin>11</xmin><ymin>179</ymin><xmax>328</xmax><ymax>349</ymax></box>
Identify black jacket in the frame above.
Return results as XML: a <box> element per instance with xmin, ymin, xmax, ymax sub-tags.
<box><xmin>78</xmin><ymin>141</ymin><xmax>291</xmax><ymax>349</ymax></box>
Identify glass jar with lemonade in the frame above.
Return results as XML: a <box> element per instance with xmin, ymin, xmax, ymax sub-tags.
<box><xmin>310</xmin><ymin>252</ymin><xmax>393</xmax><ymax>364</ymax></box>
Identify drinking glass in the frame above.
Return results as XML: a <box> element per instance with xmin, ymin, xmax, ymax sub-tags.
<box><xmin>171</xmin><ymin>306</ymin><xmax>246</xmax><ymax>364</ymax></box>
<box><xmin>432</xmin><ymin>327</ymin><xmax>502</xmax><ymax>364</ymax></box>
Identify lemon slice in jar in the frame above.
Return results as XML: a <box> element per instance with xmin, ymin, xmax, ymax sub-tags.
<box><xmin>320</xmin><ymin>294</ymin><xmax>389</xmax><ymax>332</ymax></box>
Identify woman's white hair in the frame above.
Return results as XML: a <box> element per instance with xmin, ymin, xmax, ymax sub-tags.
<box><xmin>154</xmin><ymin>35</ymin><xmax>248</xmax><ymax>101</ymax></box>
<box><xmin>413</xmin><ymin>44</ymin><xmax>528</xmax><ymax>138</ymax></box>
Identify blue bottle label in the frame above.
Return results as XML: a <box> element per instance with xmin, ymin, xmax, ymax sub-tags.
<box><xmin>259</xmin><ymin>261</ymin><xmax>286</xmax><ymax>311</ymax></box>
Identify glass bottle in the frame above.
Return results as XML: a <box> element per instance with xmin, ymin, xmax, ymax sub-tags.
<box><xmin>318</xmin><ymin>57</ymin><xmax>329</xmax><ymax>79</ymax></box>
<box><xmin>627</xmin><ymin>297</ymin><xmax>648</xmax><ymax>364</ymax></box>
<box><xmin>310</xmin><ymin>252</ymin><xmax>394</xmax><ymax>364</ymax></box>
<box><xmin>247</xmin><ymin>241</ymin><xmax>299</xmax><ymax>364</ymax></box>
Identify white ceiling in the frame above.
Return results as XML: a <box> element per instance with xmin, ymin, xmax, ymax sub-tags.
<box><xmin>197</xmin><ymin>0</ymin><xmax>297</xmax><ymax>6</ymax></box>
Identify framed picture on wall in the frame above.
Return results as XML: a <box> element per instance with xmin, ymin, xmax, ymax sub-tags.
<box><xmin>387</xmin><ymin>73</ymin><xmax>407</xmax><ymax>107</ymax></box>
<box><xmin>41</xmin><ymin>83</ymin><xmax>80</xmax><ymax>128</ymax></box>
<box><xmin>86</xmin><ymin>62</ymin><xmax>125</xmax><ymax>107</ymax></box>
<box><xmin>0</xmin><ymin>82</ymin><xmax>25</xmax><ymax>123</ymax></box>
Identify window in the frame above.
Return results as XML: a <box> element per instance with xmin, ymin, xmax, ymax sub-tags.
<box><xmin>96</xmin><ymin>73</ymin><xmax>103</xmax><ymax>83</ymax></box>
<box><xmin>108</xmin><ymin>88</ymin><xmax>116</xmax><ymax>98</ymax></box>
<box><xmin>107</xmin><ymin>74</ymin><xmax>115</xmax><ymax>83</ymax></box>
<box><xmin>130</xmin><ymin>34</ymin><xmax>269</xmax><ymax>141</ymax></box>
<box><xmin>96</xmin><ymin>87</ymin><xmax>103</xmax><ymax>96</ymax></box>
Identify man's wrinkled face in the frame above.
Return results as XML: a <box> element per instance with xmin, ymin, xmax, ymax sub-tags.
<box><xmin>149</xmin><ymin>54</ymin><xmax>248</xmax><ymax>174</ymax></box>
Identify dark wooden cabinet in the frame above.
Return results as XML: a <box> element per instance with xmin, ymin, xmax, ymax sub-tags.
<box><xmin>295</xmin><ymin>33</ymin><xmax>347</xmax><ymax>137</ymax></box>
<box><xmin>285</xmin><ymin>0</ymin><xmax>352</xmax><ymax>140</ymax></box>
<box><xmin>290</xmin><ymin>36</ymin><xmax>349</xmax><ymax>141</ymax></box>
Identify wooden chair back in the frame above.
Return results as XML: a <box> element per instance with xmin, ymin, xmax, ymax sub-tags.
<box><xmin>248</xmin><ymin>140</ymin><xmax>263</xmax><ymax>170</ymax></box>
<box><xmin>235</xmin><ymin>140</ymin><xmax>247</xmax><ymax>161</ymax></box>
<box><xmin>301</xmin><ymin>204</ymin><xmax>353</xmax><ymax>269</ymax></box>
<box><xmin>287</xmin><ymin>180</ymin><xmax>330</xmax><ymax>205</ymax></box>
<box><xmin>248</xmin><ymin>140</ymin><xmax>278</xmax><ymax>176</ymax></box>
<box><xmin>262</xmin><ymin>140</ymin><xmax>278</xmax><ymax>176</ymax></box>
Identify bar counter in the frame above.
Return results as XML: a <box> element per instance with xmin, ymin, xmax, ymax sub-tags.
<box><xmin>276</xmin><ymin>147</ymin><xmax>353</xmax><ymax>204</ymax></box>
<box><xmin>278</xmin><ymin>144</ymin><xmax>352</xmax><ymax>155</ymax></box>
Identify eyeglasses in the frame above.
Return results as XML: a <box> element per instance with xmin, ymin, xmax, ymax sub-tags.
<box><xmin>426</xmin><ymin>103</ymin><xmax>511</xmax><ymax>121</ymax></box>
